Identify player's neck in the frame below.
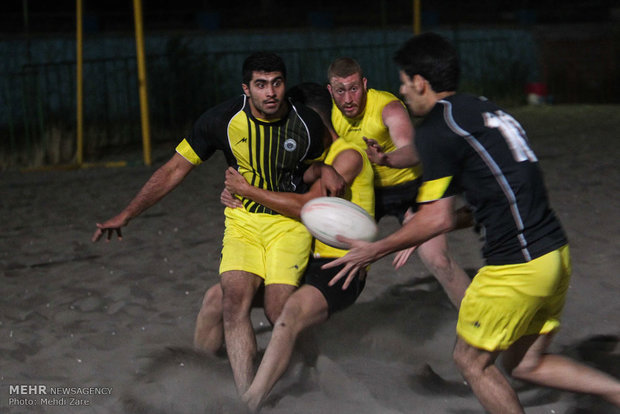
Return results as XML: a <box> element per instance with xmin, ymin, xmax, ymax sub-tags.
<box><xmin>436</xmin><ymin>91</ymin><xmax>456</xmax><ymax>101</ymax></box>
<box><xmin>250</xmin><ymin>101</ymin><xmax>288</xmax><ymax>122</ymax></box>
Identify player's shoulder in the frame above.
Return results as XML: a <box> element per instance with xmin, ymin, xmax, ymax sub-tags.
<box><xmin>438</xmin><ymin>93</ymin><xmax>504</xmax><ymax>129</ymax></box>
<box><xmin>208</xmin><ymin>95</ymin><xmax>247</xmax><ymax>117</ymax></box>
<box><xmin>195</xmin><ymin>95</ymin><xmax>247</xmax><ymax>127</ymax></box>
<box><xmin>367</xmin><ymin>89</ymin><xmax>406</xmax><ymax>118</ymax></box>
<box><xmin>416</xmin><ymin>98</ymin><xmax>460</xmax><ymax>142</ymax></box>
<box><xmin>288</xmin><ymin>98</ymin><xmax>314</xmax><ymax>116</ymax></box>
<box><xmin>368</xmin><ymin>88</ymin><xmax>400</xmax><ymax>104</ymax></box>
<box><xmin>328</xmin><ymin>138</ymin><xmax>367</xmax><ymax>165</ymax></box>
<box><xmin>418</xmin><ymin>94</ymin><xmax>497</xmax><ymax>148</ymax></box>
<box><xmin>288</xmin><ymin>99</ymin><xmax>324</xmax><ymax>126</ymax></box>
<box><xmin>441</xmin><ymin>93</ymin><xmax>500</xmax><ymax>115</ymax></box>
<box><xmin>368</xmin><ymin>88</ymin><xmax>398</xmax><ymax>100</ymax></box>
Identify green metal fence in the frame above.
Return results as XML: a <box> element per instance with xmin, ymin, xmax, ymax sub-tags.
<box><xmin>0</xmin><ymin>30</ymin><xmax>539</xmax><ymax>169</ymax></box>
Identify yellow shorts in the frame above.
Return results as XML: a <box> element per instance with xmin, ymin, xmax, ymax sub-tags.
<box><xmin>220</xmin><ymin>207</ymin><xmax>312</xmax><ymax>286</ymax></box>
<box><xmin>457</xmin><ymin>244</ymin><xmax>571</xmax><ymax>351</ymax></box>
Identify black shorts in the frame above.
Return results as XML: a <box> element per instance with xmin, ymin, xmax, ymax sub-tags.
<box><xmin>302</xmin><ymin>257</ymin><xmax>366</xmax><ymax>316</ymax></box>
<box><xmin>374</xmin><ymin>178</ymin><xmax>422</xmax><ymax>223</ymax></box>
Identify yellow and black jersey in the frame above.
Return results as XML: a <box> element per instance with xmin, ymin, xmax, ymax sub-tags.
<box><xmin>416</xmin><ymin>94</ymin><xmax>567</xmax><ymax>265</ymax></box>
<box><xmin>176</xmin><ymin>95</ymin><xmax>326</xmax><ymax>214</ymax></box>
<box><xmin>331</xmin><ymin>88</ymin><xmax>422</xmax><ymax>187</ymax></box>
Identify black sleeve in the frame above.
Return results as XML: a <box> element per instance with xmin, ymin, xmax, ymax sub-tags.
<box><xmin>184</xmin><ymin>96</ymin><xmax>244</xmax><ymax>162</ymax></box>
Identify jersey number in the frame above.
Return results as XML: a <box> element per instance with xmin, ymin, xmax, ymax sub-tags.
<box><xmin>483</xmin><ymin>111</ymin><xmax>538</xmax><ymax>162</ymax></box>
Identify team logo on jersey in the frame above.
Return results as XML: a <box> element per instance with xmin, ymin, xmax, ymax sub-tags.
<box><xmin>284</xmin><ymin>138</ymin><xmax>297</xmax><ymax>152</ymax></box>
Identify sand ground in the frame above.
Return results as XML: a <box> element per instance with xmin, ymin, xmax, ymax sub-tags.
<box><xmin>1</xmin><ymin>105</ymin><xmax>619</xmax><ymax>413</ymax></box>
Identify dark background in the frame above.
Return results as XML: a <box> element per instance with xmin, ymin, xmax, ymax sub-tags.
<box><xmin>1</xmin><ymin>1</ymin><xmax>618</xmax><ymax>169</ymax></box>
<box><xmin>2</xmin><ymin>0</ymin><xmax>619</xmax><ymax>34</ymax></box>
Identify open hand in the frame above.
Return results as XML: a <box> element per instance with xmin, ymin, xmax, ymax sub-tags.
<box><xmin>392</xmin><ymin>246</ymin><xmax>417</xmax><ymax>269</ymax></box>
<box><xmin>322</xmin><ymin>235</ymin><xmax>380</xmax><ymax>290</ymax></box>
<box><xmin>393</xmin><ymin>207</ymin><xmax>418</xmax><ymax>269</ymax></box>
<box><xmin>92</xmin><ymin>214</ymin><xmax>129</xmax><ymax>242</ymax></box>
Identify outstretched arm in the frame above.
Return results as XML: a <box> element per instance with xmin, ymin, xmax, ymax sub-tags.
<box><xmin>324</xmin><ymin>196</ymin><xmax>457</xmax><ymax>289</ymax></box>
<box><xmin>92</xmin><ymin>153</ymin><xmax>194</xmax><ymax>242</ymax></box>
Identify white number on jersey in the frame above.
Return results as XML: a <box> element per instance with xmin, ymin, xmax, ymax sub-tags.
<box><xmin>483</xmin><ymin>111</ymin><xmax>538</xmax><ymax>162</ymax></box>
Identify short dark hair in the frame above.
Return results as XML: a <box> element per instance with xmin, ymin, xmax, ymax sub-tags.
<box><xmin>394</xmin><ymin>32</ymin><xmax>460</xmax><ymax>92</ymax></box>
<box><xmin>242</xmin><ymin>52</ymin><xmax>287</xmax><ymax>85</ymax></box>
<box><xmin>327</xmin><ymin>57</ymin><xmax>363</xmax><ymax>82</ymax></box>
<box><xmin>286</xmin><ymin>82</ymin><xmax>333</xmax><ymax>127</ymax></box>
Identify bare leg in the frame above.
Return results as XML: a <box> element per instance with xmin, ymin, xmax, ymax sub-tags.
<box><xmin>221</xmin><ymin>270</ymin><xmax>263</xmax><ymax>395</ymax></box>
<box><xmin>243</xmin><ymin>286</ymin><xmax>328</xmax><ymax>412</ymax></box>
<box><xmin>417</xmin><ymin>234</ymin><xmax>470</xmax><ymax>309</ymax></box>
<box><xmin>193</xmin><ymin>283</ymin><xmax>225</xmax><ymax>353</ymax></box>
<box><xmin>296</xmin><ymin>328</ymin><xmax>320</xmax><ymax>367</ymax></box>
<box><xmin>453</xmin><ymin>336</ymin><xmax>525</xmax><ymax>414</ymax></box>
<box><xmin>263</xmin><ymin>283</ymin><xmax>297</xmax><ymax>324</ymax></box>
<box><xmin>266</xmin><ymin>283</ymin><xmax>322</xmax><ymax>373</ymax></box>
<box><xmin>503</xmin><ymin>332</ymin><xmax>620</xmax><ymax>406</ymax></box>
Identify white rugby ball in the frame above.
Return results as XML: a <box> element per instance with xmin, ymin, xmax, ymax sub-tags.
<box><xmin>300</xmin><ymin>197</ymin><xmax>378</xmax><ymax>249</ymax></box>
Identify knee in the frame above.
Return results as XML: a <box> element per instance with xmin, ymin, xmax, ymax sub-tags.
<box><xmin>263</xmin><ymin>286</ymin><xmax>296</xmax><ymax>325</ymax></box>
<box><xmin>264</xmin><ymin>307</ymin><xmax>279</xmax><ymax>326</ymax></box>
<box><xmin>420</xmin><ymin>248</ymin><xmax>453</xmax><ymax>274</ymax></box>
<box><xmin>452</xmin><ymin>343</ymin><xmax>471</xmax><ymax>374</ymax></box>
<box><xmin>200</xmin><ymin>285</ymin><xmax>223</xmax><ymax>315</ymax></box>
<box><xmin>452</xmin><ymin>341</ymin><xmax>486</xmax><ymax>379</ymax></box>
<box><xmin>221</xmin><ymin>286</ymin><xmax>251</xmax><ymax>322</ymax></box>
<box><xmin>272</xmin><ymin>301</ymin><xmax>303</xmax><ymax>337</ymax></box>
<box><xmin>503</xmin><ymin>357</ymin><xmax>539</xmax><ymax>381</ymax></box>
<box><xmin>264</xmin><ymin>300</ymin><xmax>286</xmax><ymax>325</ymax></box>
